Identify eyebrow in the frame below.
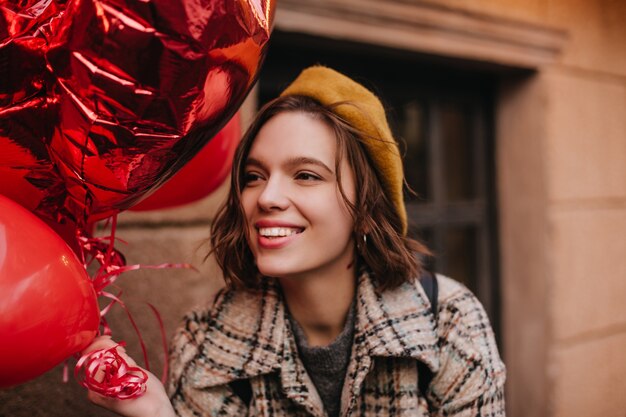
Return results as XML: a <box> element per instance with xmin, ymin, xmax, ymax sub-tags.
<box><xmin>245</xmin><ymin>156</ymin><xmax>334</xmax><ymax>175</ymax></box>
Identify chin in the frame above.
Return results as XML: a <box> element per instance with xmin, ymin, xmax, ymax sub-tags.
<box><xmin>255</xmin><ymin>258</ymin><xmax>301</xmax><ymax>279</ymax></box>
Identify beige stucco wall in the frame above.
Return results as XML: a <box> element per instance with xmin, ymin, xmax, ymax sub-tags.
<box><xmin>438</xmin><ymin>0</ymin><xmax>626</xmax><ymax>75</ymax></box>
<box><xmin>1</xmin><ymin>2</ymin><xmax>624</xmax><ymax>416</ymax></box>
<box><xmin>490</xmin><ymin>2</ymin><xmax>626</xmax><ymax>416</ymax></box>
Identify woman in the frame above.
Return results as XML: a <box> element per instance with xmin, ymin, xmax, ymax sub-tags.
<box><xmin>86</xmin><ymin>66</ymin><xmax>506</xmax><ymax>417</ymax></box>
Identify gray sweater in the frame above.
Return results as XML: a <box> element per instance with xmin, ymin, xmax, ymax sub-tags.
<box><xmin>288</xmin><ymin>301</ymin><xmax>356</xmax><ymax>417</ymax></box>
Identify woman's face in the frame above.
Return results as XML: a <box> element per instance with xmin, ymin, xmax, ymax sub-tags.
<box><xmin>241</xmin><ymin>111</ymin><xmax>356</xmax><ymax>280</ymax></box>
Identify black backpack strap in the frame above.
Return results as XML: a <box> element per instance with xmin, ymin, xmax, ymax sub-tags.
<box><xmin>417</xmin><ymin>271</ymin><xmax>438</xmax><ymax>396</ymax></box>
<box><xmin>419</xmin><ymin>271</ymin><xmax>438</xmax><ymax>318</ymax></box>
<box><xmin>229</xmin><ymin>378</ymin><xmax>252</xmax><ymax>407</ymax></box>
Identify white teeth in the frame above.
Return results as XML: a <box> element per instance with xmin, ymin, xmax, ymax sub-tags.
<box><xmin>258</xmin><ymin>227</ymin><xmax>301</xmax><ymax>237</ymax></box>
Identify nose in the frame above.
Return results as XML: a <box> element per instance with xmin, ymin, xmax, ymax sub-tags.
<box><xmin>257</xmin><ymin>175</ymin><xmax>290</xmax><ymax>211</ymax></box>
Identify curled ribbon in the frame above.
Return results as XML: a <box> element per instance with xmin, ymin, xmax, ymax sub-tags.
<box><xmin>75</xmin><ymin>342</ymin><xmax>148</xmax><ymax>400</ymax></box>
<box><xmin>71</xmin><ymin>215</ymin><xmax>193</xmax><ymax>398</ymax></box>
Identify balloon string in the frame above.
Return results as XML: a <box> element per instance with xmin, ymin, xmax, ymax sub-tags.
<box><xmin>100</xmin><ymin>290</ymin><xmax>150</xmax><ymax>372</ymax></box>
<box><xmin>85</xmin><ymin>292</ymin><xmax>169</xmax><ymax>385</ymax></box>
<box><xmin>74</xmin><ymin>215</ymin><xmax>192</xmax><ymax>398</ymax></box>
<box><xmin>63</xmin><ymin>359</ymin><xmax>69</xmax><ymax>383</ymax></box>
<box><xmin>147</xmin><ymin>303</ymin><xmax>168</xmax><ymax>384</ymax></box>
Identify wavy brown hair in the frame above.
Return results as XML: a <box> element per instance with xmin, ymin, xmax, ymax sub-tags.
<box><xmin>209</xmin><ymin>95</ymin><xmax>430</xmax><ymax>291</ymax></box>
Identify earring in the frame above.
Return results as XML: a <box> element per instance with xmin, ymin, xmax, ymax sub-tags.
<box><xmin>356</xmin><ymin>233</ymin><xmax>368</xmax><ymax>252</ymax></box>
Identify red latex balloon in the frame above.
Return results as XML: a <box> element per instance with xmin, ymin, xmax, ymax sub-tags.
<box><xmin>0</xmin><ymin>195</ymin><xmax>100</xmax><ymax>388</ymax></box>
<box><xmin>0</xmin><ymin>0</ymin><xmax>275</xmax><ymax>227</ymax></box>
<box><xmin>131</xmin><ymin>112</ymin><xmax>240</xmax><ymax>211</ymax></box>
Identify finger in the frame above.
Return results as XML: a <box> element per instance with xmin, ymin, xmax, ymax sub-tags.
<box><xmin>87</xmin><ymin>389</ymin><xmax>110</xmax><ymax>406</ymax></box>
<box><xmin>81</xmin><ymin>336</ymin><xmax>138</xmax><ymax>367</ymax></box>
<box><xmin>82</xmin><ymin>335</ymin><xmax>117</xmax><ymax>355</ymax></box>
<box><xmin>114</xmin><ymin>346</ymin><xmax>138</xmax><ymax>367</ymax></box>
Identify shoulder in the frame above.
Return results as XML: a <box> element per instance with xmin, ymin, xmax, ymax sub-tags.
<box><xmin>170</xmin><ymin>282</ymin><xmax>275</xmax><ymax>337</ymax></box>
<box><xmin>429</xmin><ymin>275</ymin><xmax>506</xmax><ymax>412</ymax></box>
<box><xmin>167</xmin><ymin>287</ymin><xmax>231</xmax><ymax>389</ymax></box>
<box><xmin>168</xmin><ymin>281</ymin><xmax>286</xmax><ymax>391</ymax></box>
<box><xmin>168</xmin><ymin>285</ymin><xmax>270</xmax><ymax>381</ymax></box>
<box><xmin>168</xmin><ymin>285</ymin><xmax>257</xmax><ymax>347</ymax></box>
<box><xmin>435</xmin><ymin>275</ymin><xmax>494</xmax><ymax>330</ymax></box>
<box><xmin>434</xmin><ymin>275</ymin><xmax>501</xmax><ymax>355</ymax></box>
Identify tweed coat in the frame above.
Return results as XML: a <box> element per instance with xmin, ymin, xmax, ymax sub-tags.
<box><xmin>168</xmin><ymin>272</ymin><xmax>506</xmax><ymax>416</ymax></box>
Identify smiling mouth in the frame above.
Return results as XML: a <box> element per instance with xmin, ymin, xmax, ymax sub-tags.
<box><xmin>258</xmin><ymin>227</ymin><xmax>304</xmax><ymax>239</ymax></box>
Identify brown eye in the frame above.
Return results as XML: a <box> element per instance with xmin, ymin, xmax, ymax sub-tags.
<box><xmin>295</xmin><ymin>171</ymin><xmax>321</xmax><ymax>181</ymax></box>
<box><xmin>243</xmin><ymin>172</ymin><xmax>263</xmax><ymax>185</ymax></box>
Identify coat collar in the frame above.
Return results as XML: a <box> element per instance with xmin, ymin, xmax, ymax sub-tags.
<box><xmin>187</xmin><ymin>271</ymin><xmax>439</xmax><ymax>389</ymax></box>
<box><xmin>354</xmin><ymin>272</ymin><xmax>439</xmax><ymax>370</ymax></box>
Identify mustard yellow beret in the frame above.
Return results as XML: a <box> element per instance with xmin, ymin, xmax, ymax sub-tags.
<box><xmin>280</xmin><ymin>66</ymin><xmax>407</xmax><ymax>235</ymax></box>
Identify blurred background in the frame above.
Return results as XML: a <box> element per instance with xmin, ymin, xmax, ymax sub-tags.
<box><xmin>2</xmin><ymin>1</ymin><xmax>625</xmax><ymax>416</ymax></box>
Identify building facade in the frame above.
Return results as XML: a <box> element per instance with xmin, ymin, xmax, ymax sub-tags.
<box><xmin>2</xmin><ymin>1</ymin><xmax>624</xmax><ymax>417</ymax></box>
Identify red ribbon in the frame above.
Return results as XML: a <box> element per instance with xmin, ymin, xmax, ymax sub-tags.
<box><xmin>75</xmin><ymin>343</ymin><xmax>148</xmax><ymax>400</ymax></box>
<box><xmin>72</xmin><ymin>215</ymin><xmax>192</xmax><ymax>399</ymax></box>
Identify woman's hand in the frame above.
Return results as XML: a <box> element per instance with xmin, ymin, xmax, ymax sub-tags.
<box><xmin>82</xmin><ymin>336</ymin><xmax>176</xmax><ymax>417</ymax></box>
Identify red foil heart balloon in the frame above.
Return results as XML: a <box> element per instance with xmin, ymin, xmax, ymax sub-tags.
<box><xmin>131</xmin><ymin>112</ymin><xmax>241</xmax><ymax>211</ymax></box>
<box><xmin>0</xmin><ymin>194</ymin><xmax>100</xmax><ymax>388</ymax></box>
<box><xmin>0</xmin><ymin>0</ymin><xmax>274</xmax><ymax>226</ymax></box>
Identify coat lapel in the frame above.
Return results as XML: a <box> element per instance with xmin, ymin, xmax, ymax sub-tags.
<box><xmin>279</xmin><ymin>325</ymin><xmax>327</xmax><ymax>417</ymax></box>
<box><xmin>186</xmin><ymin>278</ymin><xmax>326</xmax><ymax>416</ymax></box>
<box><xmin>186</xmin><ymin>279</ymin><xmax>285</xmax><ymax>388</ymax></box>
<box><xmin>357</xmin><ymin>272</ymin><xmax>439</xmax><ymax>367</ymax></box>
<box><xmin>341</xmin><ymin>272</ymin><xmax>439</xmax><ymax>417</ymax></box>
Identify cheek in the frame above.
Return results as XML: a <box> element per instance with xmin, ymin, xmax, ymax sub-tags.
<box><xmin>323</xmin><ymin>191</ymin><xmax>355</xmax><ymax>234</ymax></box>
<box><xmin>335</xmin><ymin>185</ymin><xmax>357</xmax><ymax>225</ymax></box>
<box><xmin>336</xmin><ymin>188</ymin><xmax>356</xmax><ymax>218</ymax></box>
